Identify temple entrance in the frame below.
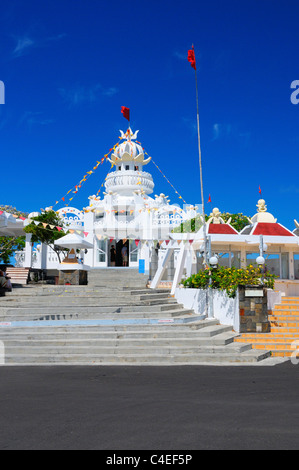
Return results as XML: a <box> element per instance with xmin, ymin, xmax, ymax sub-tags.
<box><xmin>116</xmin><ymin>239</ymin><xmax>129</xmax><ymax>267</ymax></box>
<box><xmin>108</xmin><ymin>239</ymin><xmax>129</xmax><ymax>267</ymax></box>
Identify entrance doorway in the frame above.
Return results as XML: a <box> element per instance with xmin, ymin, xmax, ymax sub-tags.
<box><xmin>108</xmin><ymin>239</ymin><xmax>129</xmax><ymax>267</ymax></box>
<box><xmin>116</xmin><ymin>239</ymin><xmax>129</xmax><ymax>266</ymax></box>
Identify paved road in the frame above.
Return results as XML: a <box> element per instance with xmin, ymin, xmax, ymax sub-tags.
<box><xmin>0</xmin><ymin>362</ymin><xmax>298</xmax><ymax>451</ymax></box>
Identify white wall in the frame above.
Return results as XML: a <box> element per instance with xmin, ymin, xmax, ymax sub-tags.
<box><xmin>175</xmin><ymin>287</ymin><xmax>240</xmax><ymax>332</ymax></box>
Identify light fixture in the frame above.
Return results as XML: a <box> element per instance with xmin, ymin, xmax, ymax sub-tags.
<box><xmin>209</xmin><ymin>255</ymin><xmax>218</xmax><ymax>268</ymax></box>
<box><xmin>256</xmin><ymin>256</ymin><xmax>265</xmax><ymax>265</ymax></box>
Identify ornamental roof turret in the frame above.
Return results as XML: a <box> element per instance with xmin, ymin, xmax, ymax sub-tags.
<box><xmin>107</xmin><ymin>128</ymin><xmax>151</xmax><ymax>166</ymax></box>
<box><xmin>240</xmin><ymin>199</ymin><xmax>295</xmax><ymax>237</ymax></box>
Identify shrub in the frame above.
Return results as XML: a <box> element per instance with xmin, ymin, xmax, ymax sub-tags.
<box><xmin>181</xmin><ymin>265</ymin><xmax>277</xmax><ymax>298</ymax></box>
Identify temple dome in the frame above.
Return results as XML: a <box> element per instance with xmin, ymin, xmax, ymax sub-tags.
<box><xmin>108</xmin><ymin>128</ymin><xmax>151</xmax><ymax>166</ymax></box>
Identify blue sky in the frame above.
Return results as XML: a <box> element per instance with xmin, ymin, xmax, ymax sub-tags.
<box><xmin>0</xmin><ymin>0</ymin><xmax>298</xmax><ymax>229</ymax></box>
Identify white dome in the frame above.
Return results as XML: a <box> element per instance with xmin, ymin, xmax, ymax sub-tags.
<box><xmin>108</xmin><ymin>128</ymin><xmax>151</xmax><ymax>166</ymax></box>
<box><xmin>114</xmin><ymin>140</ymin><xmax>144</xmax><ymax>159</ymax></box>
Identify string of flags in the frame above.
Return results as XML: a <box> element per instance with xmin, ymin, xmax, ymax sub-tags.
<box><xmin>0</xmin><ymin>211</ymin><xmax>27</xmax><ymax>221</ymax></box>
<box><xmin>52</xmin><ymin>140</ymin><xmax>121</xmax><ymax>209</ymax></box>
<box><xmin>24</xmin><ymin>216</ymin><xmax>90</xmax><ymax>237</ymax></box>
<box><xmin>50</xmin><ymin>105</ymin><xmax>188</xmax><ymax>210</ymax></box>
<box><xmin>149</xmin><ymin>158</ymin><xmax>187</xmax><ymax>204</ymax></box>
<box><xmin>133</xmin><ymin>139</ymin><xmax>188</xmax><ymax>204</ymax></box>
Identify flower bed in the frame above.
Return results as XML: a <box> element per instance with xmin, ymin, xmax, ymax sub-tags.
<box><xmin>181</xmin><ymin>265</ymin><xmax>277</xmax><ymax>298</ymax></box>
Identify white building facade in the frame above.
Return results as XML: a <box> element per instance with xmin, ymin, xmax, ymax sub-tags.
<box><xmin>16</xmin><ymin>127</ymin><xmax>198</xmax><ymax>276</ymax></box>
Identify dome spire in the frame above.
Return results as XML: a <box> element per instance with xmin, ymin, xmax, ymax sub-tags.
<box><xmin>107</xmin><ymin>128</ymin><xmax>151</xmax><ymax>166</ymax></box>
<box><xmin>119</xmin><ymin>127</ymin><xmax>139</xmax><ymax>142</ymax></box>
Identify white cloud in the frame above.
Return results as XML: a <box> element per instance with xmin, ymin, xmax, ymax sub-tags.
<box><xmin>59</xmin><ymin>83</ymin><xmax>119</xmax><ymax>107</ymax></box>
<box><xmin>212</xmin><ymin>123</ymin><xmax>232</xmax><ymax>141</ymax></box>
<box><xmin>12</xmin><ymin>33</ymin><xmax>66</xmax><ymax>58</ymax></box>
<box><xmin>19</xmin><ymin>111</ymin><xmax>54</xmax><ymax>129</ymax></box>
<box><xmin>13</xmin><ymin>36</ymin><xmax>35</xmax><ymax>57</ymax></box>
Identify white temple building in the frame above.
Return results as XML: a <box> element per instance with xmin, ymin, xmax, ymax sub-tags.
<box><xmin>4</xmin><ymin>126</ymin><xmax>298</xmax><ymax>296</ymax></box>
<box><xmin>16</xmin><ymin>127</ymin><xmax>198</xmax><ymax>277</ymax></box>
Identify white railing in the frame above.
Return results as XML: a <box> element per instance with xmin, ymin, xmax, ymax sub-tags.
<box><xmin>15</xmin><ymin>251</ymin><xmax>25</xmax><ymax>267</ymax></box>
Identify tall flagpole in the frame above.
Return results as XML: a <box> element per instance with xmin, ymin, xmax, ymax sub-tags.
<box><xmin>189</xmin><ymin>46</ymin><xmax>208</xmax><ymax>267</ymax></box>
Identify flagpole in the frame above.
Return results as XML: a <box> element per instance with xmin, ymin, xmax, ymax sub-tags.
<box><xmin>193</xmin><ymin>64</ymin><xmax>208</xmax><ymax>267</ymax></box>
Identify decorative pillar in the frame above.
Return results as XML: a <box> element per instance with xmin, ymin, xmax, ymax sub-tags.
<box><xmin>24</xmin><ymin>233</ymin><xmax>33</xmax><ymax>268</ymax></box>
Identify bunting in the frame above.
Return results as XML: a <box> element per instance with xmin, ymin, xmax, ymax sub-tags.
<box><xmin>24</xmin><ymin>217</ymin><xmax>89</xmax><ymax>237</ymax></box>
<box><xmin>149</xmin><ymin>158</ymin><xmax>187</xmax><ymax>204</ymax></box>
<box><xmin>52</xmin><ymin>141</ymin><xmax>121</xmax><ymax>209</ymax></box>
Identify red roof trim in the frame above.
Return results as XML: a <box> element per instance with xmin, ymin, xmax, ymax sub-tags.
<box><xmin>252</xmin><ymin>223</ymin><xmax>294</xmax><ymax>237</ymax></box>
<box><xmin>208</xmin><ymin>223</ymin><xmax>238</xmax><ymax>235</ymax></box>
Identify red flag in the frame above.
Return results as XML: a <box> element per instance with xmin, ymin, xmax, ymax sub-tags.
<box><xmin>259</xmin><ymin>186</ymin><xmax>262</xmax><ymax>195</ymax></box>
<box><xmin>121</xmin><ymin>106</ymin><xmax>130</xmax><ymax>121</ymax></box>
<box><xmin>208</xmin><ymin>194</ymin><xmax>211</xmax><ymax>203</ymax></box>
<box><xmin>187</xmin><ymin>46</ymin><xmax>196</xmax><ymax>70</ymax></box>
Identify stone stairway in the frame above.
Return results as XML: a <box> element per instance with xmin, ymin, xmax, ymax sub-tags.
<box><xmin>234</xmin><ymin>296</ymin><xmax>299</xmax><ymax>357</ymax></box>
<box><xmin>5</xmin><ymin>267</ymin><xmax>29</xmax><ymax>286</ymax></box>
<box><xmin>0</xmin><ymin>269</ymin><xmax>272</xmax><ymax>365</ymax></box>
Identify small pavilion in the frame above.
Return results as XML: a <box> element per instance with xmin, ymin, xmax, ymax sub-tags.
<box><xmin>151</xmin><ymin>199</ymin><xmax>299</xmax><ymax>296</ymax></box>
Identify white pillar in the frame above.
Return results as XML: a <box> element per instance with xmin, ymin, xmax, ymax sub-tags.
<box><xmin>24</xmin><ymin>233</ymin><xmax>33</xmax><ymax>268</ymax></box>
<box><xmin>240</xmin><ymin>246</ymin><xmax>247</xmax><ymax>268</ymax></box>
<box><xmin>289</xmin><ymin>250</ymin><xmax>295</xmax><ymax>280</ymax></box>
<box><xmin>171</xmin><ymin>242</ymin><xmax>188</xmax><ymax>295</ymax></box>
<box><xmin>151</xmin><ymin>242</ymin><xmax>175</xmax><ymax>289</ymax></box>
<box><xmin>84</xmin><ymin>211</ymin><xmax>95</xmax><ymax>268</ymax></box>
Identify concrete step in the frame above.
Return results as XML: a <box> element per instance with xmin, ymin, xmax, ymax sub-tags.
<box><xmin>0</xmin><ymin>291</ymin><xmax>181</xmax><ymax>307</ymax></box>
<box><xmin>0</xmin><ymin>331</ymin><xmax>236</xmax><ymax>346</ymax></box>
<box><xmin>5</xmin><ymin>268</ymin><xmax>29</xmax><ymax>285</ymax></box>
<box><xmin>0</xmin><ymin>322</ymin><xmax>232</xmax><ymax>341</ymax></box>
<box><xmin>0</xmin><ymin>312</ymin><xmax>195</xmax><ymax>323</ymax></box>
<box><xmin>1</xmin><ymin>299</ymin><xmax>176</xmax><ymax>308</ymax></box>
<box><xmin>0</xmin><ymin>267</ymin><xmax>274</xmax><ymax>365</ymax></box>
<box><xmin>0</xmin><ymin>317</ymin><xmax>217</xmax><ymax>331</ymax></box>
<box><xmin>2</xmin><ymin>349</ymin><xmax>271</xmax><ymax>365</ymax></box>
<box><xmin>0</xmin><ymin>301</ymin><xmax>189</xmax><ymax>314</ymax></box>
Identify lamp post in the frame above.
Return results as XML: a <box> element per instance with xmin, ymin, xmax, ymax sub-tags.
<box><xmin>206</xmin><ymin>236</ymin><xmax>218</xmax><ymax>318</ymax></box>
<box><xmin>256</xmin><ymin>235</ymin><xmax>267</xmax><ymax>284</ymax></box>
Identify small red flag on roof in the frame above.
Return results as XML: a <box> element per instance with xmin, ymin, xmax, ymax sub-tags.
<box><xmin>259</xmin><ymin>185</ymin><xmax>262</xmax><ymax>195</ymax></box>
<box><xmin>187</xmin><ymin>45</ymin><xmax>196</xmax><ymax>70</ymax></box>
<box><xmin>121</xmin><ymin>106</ymin><xmax>130</xmax><ymax>121</ymax></box>
<box><xmin>208</xmin><ymin>194</ymin><xmax>211</xmax><ymax>203</ymax></box>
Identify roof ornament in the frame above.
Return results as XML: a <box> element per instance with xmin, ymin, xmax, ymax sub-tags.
<box><xmin>250</xmin><ymin>199</ymin><xmax>277</xmax><ymax>223</ymax></box>
<box><xmin>208</xmin><ymin>207</ymin><xmax>231</xmax><ymax>225</ymax></box>
<box><xmin>257</xmin><ymin>199</ymin><xmax>267</xmax><ymax>213</ymax></box>
<box><xmin>108</xmin><ymin>128</ymin><xmax>151</xmax><ymax>166</ymax></box>
<box><xmin>119</xmin><ymin>128</ymin><xmax>139</xmax><ymax>141</ymax></box>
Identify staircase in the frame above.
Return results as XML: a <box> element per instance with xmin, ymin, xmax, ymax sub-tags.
<box><xmin>0</xmin><ymin>269</ymin><xmax>272</xmax><ymax>365</ymax></box>
<box><xmin>5</xmin><ymin>267</ymin><xmax>29</xmax><ymax>286</ymax></box>
<box><xmin>234</xmin><ymin>296</ymin><xmax>299</xmax><ymax>357</ymax></box>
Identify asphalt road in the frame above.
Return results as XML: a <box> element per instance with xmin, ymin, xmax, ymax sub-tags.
<box><xmin>0</xmin><ymin>362</ymin><xmax>298</xmax><ymax>451</ymax></box>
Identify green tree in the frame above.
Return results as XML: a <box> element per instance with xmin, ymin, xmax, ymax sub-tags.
<box><xmin>23</xmin><ymin>210</ymin><xmax>67</xmax><ymax>262</ymax></box>
<box><xmin>0</xmin><ymin>205</ymin><xmax>28</xmax><ymax>218</ymax></box>
<box><xmin>0</xmin><ymin>236</ymin><xmax>25</xmax><ymax>264</ymax></box>
<box><xmin>219</xmin><ymin>212</ymin><xmax>251</xmax><ymax>232</ymax></box>
<box><xmin>0</xmin><ymin>205</ymin><xmax>28</xmax><ymax>264</ymax></box>
<box><xmin>173</xmin><ymin>211</ymin><xmax>251</xmax><ymax>233</ymax></box>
